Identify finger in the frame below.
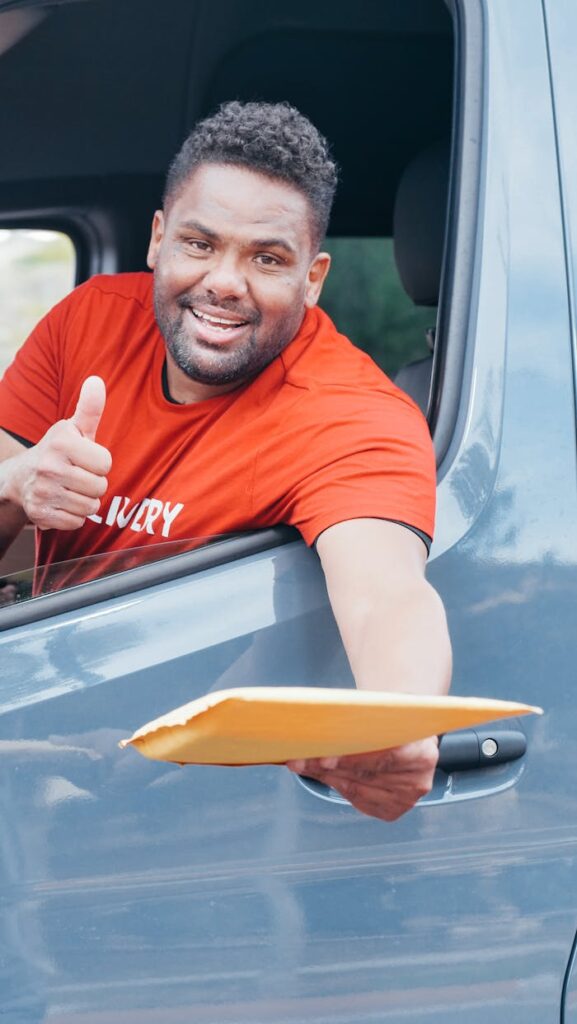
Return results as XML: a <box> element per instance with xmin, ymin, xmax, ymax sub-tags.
<box><xmin>296</xmin><ymin>760</ymin><xmax>432</xmax><ymax>793</ymax></box>
<box><xmin>287</xmin><ymin>738</ymin><xmax>439</xmax><ymax>778</ymax></box>
<box><xmin>310</xmin><ymin>755</ymin><xmax>438</xmax><ymax>785</ymax></box>
<box><xmin>331</xmin><ymin>778</ymin><xmax>419</xmax><ymax>821</ymax></box>
<box><xmin>311</xmin><ymin>768</ymin><xmax>435</xmax><ymax>803</ymax></box>
<box><xmin>58</xmin><ymin>490</ymin><xmax>102</xmax><ymax>519</ymax></box>
<box><xmin>65</xmin><ymin>433</ymin><xmax>112</xmax><ymax>476</ymax></box>
<box><xmin>28</xmin><ymin>488</ymin><xmax>101</xmax><ymax>525</ymax></box>
<box><xmin>37</xmin><ymin>510</ymin><xmax>89</xmax><ymax>532</ymax></box>
<box><xmin>318</xmin><ymin>770</ymin><xmax>432</xmax><ymax>820</ymax></box>
<box><xmin>71</xmin><ymin>376</ymin><xmax>106</xmax><ymax>441</ymax></box>
<box><xmin>287</xmin><ymin>752</ymin><xmax>393</xmax><ymax>777</ymax></box>
<box><xmin>335</xmin><ymin>741</ymin><xmax>438</xmax><ymax>772</ymax></box>
<box><xmin>58</xmin><ymin>464</ymin><xmax>109</xmax><ymax>499</ymax></box>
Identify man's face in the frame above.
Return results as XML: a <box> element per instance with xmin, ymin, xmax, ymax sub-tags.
<box><xmin>147</xmin><ymin>163</ymin><xmax>330</xmax><ymax>399</ymax></box>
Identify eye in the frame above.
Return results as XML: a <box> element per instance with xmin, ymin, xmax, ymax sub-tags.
<box><xmin>254</xmin><ymin>253</ymin><xmax>283</xmax><ymax>267</ymax></box>
<box><xmin>181</xmin><ymin>238</ymin><xmax>212</xmax><ymax>254</ymax></box>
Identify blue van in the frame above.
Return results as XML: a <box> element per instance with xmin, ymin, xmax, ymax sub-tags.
<box><xmin>1</xmin><ymin>0</ymin><xmax>577</xmax><ymax>1020</ymax></box>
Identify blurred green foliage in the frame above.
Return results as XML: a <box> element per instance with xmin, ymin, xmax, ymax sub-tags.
<box><xmin>320</xmin><ymin>237</ymin><xmax>435</xmax><ymax>378</ymax></box>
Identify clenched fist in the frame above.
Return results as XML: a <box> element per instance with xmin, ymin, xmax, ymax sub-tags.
<box><xmin>7</xmin><ymin>376</ymin><xmax>112</xmax><ymax>531</ymax></box>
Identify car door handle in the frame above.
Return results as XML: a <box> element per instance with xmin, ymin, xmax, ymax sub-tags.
<box><xmin>296</xmin><ymin>726</ymin><xmax>529</xmax><ymax>806</ymax></box>
<box><xmin>298</xmin><ymin>725</ymin><xmax>528</xmax><ymax>802</ymax></box>
<box><xmin>437</xmin><ymin>727</ymin><xmax>527</xmax><ymax>773</ymax></box>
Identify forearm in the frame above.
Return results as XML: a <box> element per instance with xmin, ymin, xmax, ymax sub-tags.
<box><xmin>316</xmin><ymin>518</ymin><xmax>452</xmax><ymax>699</ymax></box>
<box><xmin>0</xmin><ymin>447</ymin><xmax>29</xmax><ymax>557</ymax></box>
<box><xmin>340</xmin><ymin>579</ymin><xmax>452</xmax><ymax>697</ymax></box>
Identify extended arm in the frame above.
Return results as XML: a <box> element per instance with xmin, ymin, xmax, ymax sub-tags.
<box><xmin>287</xmin><ymin>518</ymin><xmax>452</xmax><ymax>820</ymax></box>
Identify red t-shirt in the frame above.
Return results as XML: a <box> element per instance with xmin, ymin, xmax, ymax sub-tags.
<box><xmin>0</xmin><ymin>273</ymin><xmax>435</xmax><ymax>587</ymax></box>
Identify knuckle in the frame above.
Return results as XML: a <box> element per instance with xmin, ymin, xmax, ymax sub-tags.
<box><xmin>25</xmin><ymin>497</ymin><xmax>46</xmax><ymax>521</ymax></box>
<box><xmin>38</xmin><ymin>458</ymin><xmax>62</xmax><ymax>483</ymax></box>
<box><xmin>384</xmin><ymin>807</ymin><xmax>405</xmax><ymax>822</ymax></box>
<box><xmin>74</xmin><ymin>497</ymin><xmax>92</xmax><ymax>517</ymax></box>
<box><xmin>46</xmin><ymin>420</ymin><xmax>72</xmax><ymax>450</ymax></box>
<box><xmin>342</xmin><ymin>782</ymin><xmax>357</xmax><ymax>802</ymax></box>
<box><xmin>422</xmin><ymin>750</ymin><xmax>440</xmax><ymax>773</ymax></box>
<box><xmin>91</xmin><ymin>442</ymin><xmax>112</xmax><ymax>473</ymax></box>
<box><xmin>33</xmin><ymin>506</ymin><xmax>56</xmax><ymax>529</ymax></box>
<box><xmin>381</xmin><ymin>757</ymin><xmax>397</xmax><ymax>774</ymax></box>
<box><xmin>376</xmin><ymin>751</ymin><xmax>395</xmax><ymax>771</ymax></box>
<box><xmin>415</xmin><ymin>780</ymin><xmax>432</xmax><ymax>799</ymax></box>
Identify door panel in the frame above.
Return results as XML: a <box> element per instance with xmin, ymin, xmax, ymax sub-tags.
<box><xmin>2</xmin><ymin>1</ymin><xmax>577</xmax><ymax>1021</ymax></box>
<box><xmin>540</xmin><ymin>1</ymin><xmax>577</xmax><ymax>1019</ymax></box>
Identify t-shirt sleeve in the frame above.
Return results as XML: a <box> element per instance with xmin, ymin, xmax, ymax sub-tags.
<box><xmin>253</xmin><ymin>384</ymin><xmax>436</xmax><ymax>547</ymax></box>
<box><xmin>0</xmin><ymin>294</ymin><xmax>70</xmax><ymax>443</ymax></box>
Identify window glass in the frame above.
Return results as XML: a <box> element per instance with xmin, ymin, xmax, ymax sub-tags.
<box><xmin>0</xmin><ymin>534</ymin><xmax>234</xmax><ymax>607</ymax></box>
<box><xmin>0</xmin><ymin>229</ymin><xmax>76</xmax><ymax>376</ymax></box>
<box><xmin>543</xmin><ymin>1</ymin><xmax>577</xmax><ymax>414</ymax></box>
<box><xmin>320</xmin><ymin>237</ymin><xmax>434</xmax><ymax>378</ymax></box>
<box><xmin>0</xmin><ymin>229</ymin><xmax>76</xmax><ymax>588</ymax></box>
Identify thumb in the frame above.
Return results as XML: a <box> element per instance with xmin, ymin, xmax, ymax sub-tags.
<box><xmin>71</xmin><ymin>376</ymin><xmax>106</xmax><ymax>441</ymax></box>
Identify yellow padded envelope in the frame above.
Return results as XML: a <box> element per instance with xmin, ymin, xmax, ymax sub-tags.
<box><xmin>119</xmin><ymin>687</ymin><xmax>543</xmax><ymax>765</ymax></box>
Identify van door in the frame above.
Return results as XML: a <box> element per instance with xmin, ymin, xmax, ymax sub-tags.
<box><xmin>1</xmin><ymin>1</ymin><xmax>577</xmax><ymax>1022</ymax></box>
<box><xmin>538</xmin><ymin>1</ymin><xmax>577</xmax><ymax>1018</ymax></box>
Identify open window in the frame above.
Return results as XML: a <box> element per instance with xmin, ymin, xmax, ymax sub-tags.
<box><xmin>0</xmin><ymin>228</ymin><xmax>76</xmax><ymax>585</ymax></box>
<box><xmin>0</xmin><ymin>229</ymin><xmax>76</xmax><ymax>378</ymax></box>
<box><xmin>0</xmin><ymin>0</ymin><xmax>483</xmax><ymax>618</ymax></box>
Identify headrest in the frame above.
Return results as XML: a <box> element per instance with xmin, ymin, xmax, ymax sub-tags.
<box><xmin>393</xmin><ymin>141</ymin><xmax>450</xmax><ymax>307</ymax></box>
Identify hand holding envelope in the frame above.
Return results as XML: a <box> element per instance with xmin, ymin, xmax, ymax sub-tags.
<box><xmin>286</xmin><ymin>737</ymin><xmax>443</xmax><ymax>821</ymax></box>
<box><xmin>120</xmin><ymin>687</ymin><xmax>542</xmax><ymax>821</ymax></box>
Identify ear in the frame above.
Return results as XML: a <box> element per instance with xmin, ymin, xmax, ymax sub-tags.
<box><xmin>146</xmin><ymin>210</ymin><xmax>165</xmax><ymax>269</ymax></box>
<box><xmin>304</xmin><ymin>252</ymin><xmax>331</xmax><ymax>308</ymax></box>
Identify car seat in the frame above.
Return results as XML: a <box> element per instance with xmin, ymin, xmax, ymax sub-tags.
<box><xmin>392</xmin><ymin>141</ymin><xmax>450</xmax><ymax>415</ymax></box>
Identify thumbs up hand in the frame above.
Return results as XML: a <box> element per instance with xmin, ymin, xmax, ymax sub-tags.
<box><xmin>70</xmin><ymin>375</ymin><xmax>107</xmax><ymax>442</ymax></box>
<box><xmin>8</xmin><ymin>376</ymin><xmax>112</xmax><ymax>531</ymax></box>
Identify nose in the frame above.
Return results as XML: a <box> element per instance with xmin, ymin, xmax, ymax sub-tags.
<box><xmin>201</xmin><ymin>253</ymin><xmax>249</xmax><ymax>301</ymax></box>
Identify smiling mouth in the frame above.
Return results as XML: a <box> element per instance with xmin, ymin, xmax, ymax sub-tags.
<box><xmin>191</xmin><ymin>307</ymin><xmax>250</xmax><ymax>330</ymax></box>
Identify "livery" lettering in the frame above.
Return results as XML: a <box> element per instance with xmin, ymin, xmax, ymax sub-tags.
<box><xmin>87</xmin><ymin>495</ymin><xmax>184</xmax><ymax>538</ymax></box>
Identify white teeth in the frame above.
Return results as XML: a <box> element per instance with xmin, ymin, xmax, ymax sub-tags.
<box><xmin>192</xmin><ymin>308</ymin><xmax>245</xmax><ymax>327</ymax></box>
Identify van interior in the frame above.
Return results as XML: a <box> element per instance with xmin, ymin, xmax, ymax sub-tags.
<box><xmin>0</xmin><ymin>0</ymin><xmax>454</xmax><ymax>582</ymax></box>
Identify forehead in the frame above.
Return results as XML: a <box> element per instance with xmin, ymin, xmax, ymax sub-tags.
<box><xmin>165</xmin><ymin>163</ymin><xmax>313</xmax><ymax>248</ymax></box>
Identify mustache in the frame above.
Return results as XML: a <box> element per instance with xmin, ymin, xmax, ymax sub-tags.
<box><xmin>177</xmin><ymin>294</ymin><xmax>261</xmax><ymax>325</ymax></box>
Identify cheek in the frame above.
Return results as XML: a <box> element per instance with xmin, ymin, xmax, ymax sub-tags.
<box><xmin>254</xmin><ymin>278</ymin><xmax>306</xmax><ymax>320</ymax></box>
<box><xmin>156</xmin><ymin>253</ymin><xmax>202</xmax><ymax>293</ymax></box>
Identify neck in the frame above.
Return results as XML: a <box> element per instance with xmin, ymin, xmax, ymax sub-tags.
<box><xmin>164</xmin><ymin>352</ymin><xmax>244</xmax><ymax>404</ymax></box>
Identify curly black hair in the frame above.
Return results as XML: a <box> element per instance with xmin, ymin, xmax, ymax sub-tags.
<box><xmin>163</xmin><ymin>101</ymin><xmax>338</xmax><ymax>250</ymax></box>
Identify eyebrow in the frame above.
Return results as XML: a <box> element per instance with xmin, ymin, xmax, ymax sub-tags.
<box><xmin>179</xmin><ymin>219</ymin><xmax>219</xmax><ymax>241</ymax></box>
<box><xmin>252</xmin><ymin>237</ymin><xmax>297</xmax><ymax>256</ymax></box>
<box><xmin>178</xmin><ymin>220</ymin><xmax>297</xmax><ymax>256</ymax></box>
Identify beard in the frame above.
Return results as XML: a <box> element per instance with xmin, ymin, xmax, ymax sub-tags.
<box><xmin>153</xmin><ymin>287</ymin><xmax>304</xmax><ymax>387</ymax></box>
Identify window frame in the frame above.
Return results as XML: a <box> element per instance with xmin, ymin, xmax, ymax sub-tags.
<box><xmin>0</xmin><ymin>0</ymin><xmax>484</xmax><ymax>629</ymax></box>
<box><xmin>0</xmin><ymin>526</ymin><xmax>298</xmax><ymax>633</ymax></box>
<box><xmin>430</xmin><ymin>0</ymin><xmax>484</xmax><ymax>465</ymax></box>
<box><xmin>0</xmin><ymin>206</ymin><xmax>121</xmax><ymax>284</ymax></box>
